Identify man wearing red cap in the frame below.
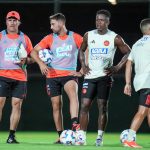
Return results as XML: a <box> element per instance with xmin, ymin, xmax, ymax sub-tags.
<box><xmin>0</xmin><ymin>11</ymin><xmax>33</xmax><ymax>143</ymax></box>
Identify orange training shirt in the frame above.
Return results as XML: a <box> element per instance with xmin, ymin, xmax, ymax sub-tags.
<box><xmin>0</xmin><ymin>32</ymin><xmax>33</xmax><ymax>81</ymax></box>
<box><xmin>38</xmin><ymin>32</ymin><xmax>83</xmax><ymax>78</ymax></box>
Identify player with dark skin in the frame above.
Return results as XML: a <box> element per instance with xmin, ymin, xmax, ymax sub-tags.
<box><xmin>79</xmin><ymin>9</ymin><xmax>131</xmax><ymax>146</ymax></box>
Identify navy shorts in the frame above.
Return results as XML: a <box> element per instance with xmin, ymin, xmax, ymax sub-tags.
<box><xmin>0</xmin><ymin>76</ymin><xmax>27</xmax><ymax>99</ymax></box>
<box><xmin>81</xmin><ymin>76</ymin><xmax>113</xmax><ymax>100</ymax></box>
<box><xmin>138</xmin><ymin>89</ymin><xmax>150</xmax><ymax>108</ymax></box>
<box><xmin>46</xmin><ymin>76</ymin><xmax>78</xmax><ymax>97</ymax></box>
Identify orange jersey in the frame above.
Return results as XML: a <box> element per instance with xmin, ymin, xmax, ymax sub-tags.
<box><xmin>38</xmin><ymin>32</ymin><xmax>83</xmax><ymax>78</ymax></box>
<box><xmin>0</xmin><ymin>32</ymin><xmax>33</xmax><ymax>81</ymax></box>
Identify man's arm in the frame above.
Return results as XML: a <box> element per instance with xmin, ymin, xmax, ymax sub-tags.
<box><xmin>30</xmin><ymin>45</ymin><xmax>49</xmax><ymax>75</ymax></box>
<box><xmin>124</xmin><ymin>60</ymin><xmax>132</xmax><ymax>96</ymax></box>
<box><xmin>79</xmin><ymin>32</ymin><xmax>90</xmax><ymax>75</ymax></box>
<box><xmin>104</xmin><ymin>35</ymin><xmax>131</xmax><ymax>75</ymax></box>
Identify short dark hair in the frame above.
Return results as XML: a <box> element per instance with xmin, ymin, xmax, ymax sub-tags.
<box><xmin>49</xmin><ymin>13</ymin><xmax>66</xmax><ymax>23</ymax></box>
<box><xmin>140</xmin><ymin>18</ymin><xmax>150</xmax><ymax>31</ymax></box>
<box><xmin>96</xmin><ymin>9</ymin><xmax>111</xmax><ymax>19</ymax></box>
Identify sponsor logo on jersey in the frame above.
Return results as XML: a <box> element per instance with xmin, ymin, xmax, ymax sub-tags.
<box><xmin>91</xmin><ymin>48</ymin><xmax>108</xmax><ymax>54</ymax></box>
<box><xmin>83</xmin><ymin>82</ymin><xmax>88</xmax><ymax>89</ymax></box>
<box><xmin>56</xmin><ymin>44</ymin><xmax>73</xmax><ymax>57</ymax></box>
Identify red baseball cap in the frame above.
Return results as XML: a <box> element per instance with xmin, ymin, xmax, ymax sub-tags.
<box><xmin>6</xmin><ymin>11</ymin><xmax>20</xmax><ymax>20</ymax></box>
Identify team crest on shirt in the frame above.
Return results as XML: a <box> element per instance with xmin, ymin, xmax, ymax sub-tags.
<box><xmin>82</xmin><ymin>88</ymin><xmax>87</xmax><ymax>94</ymax></box>
<box><xmin>145</xmin><ymin>95</ymin><xmax>150</xmax><ymax>105</ymax></box>
<box><xmin>46</xmin><ymin>85</ymin><xmax>51</xmax><ymax>96</ymax></box>
<box><xmin>104</xmin><ymin>40</ymin><xmax>110</xmax><ymax>46</ymax></box>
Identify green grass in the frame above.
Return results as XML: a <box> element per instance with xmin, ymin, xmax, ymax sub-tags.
<box><xmin>0</xmin><ymin>132</ymin><xmax>149</xmax><ymax>150</ymax></box>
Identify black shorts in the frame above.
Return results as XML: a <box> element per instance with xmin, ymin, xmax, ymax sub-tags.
<box><xmin>0</xmin><ymin>76</ymin><xmax>27</xmax><ymax>99</ymax></box>
<box><xmin>81</xmin><ymin>76</ymin><xmax>113</xmax><ymax>100</ymax></box>
<box><xmin>46</xmin><ymin>76</ymin><xmax>78</xmax><ymax>97</ymax></box>
<box><xmin>138</xmin><ymin>89</ymin><xmax>150</xmax><ymax>108</ymax></box>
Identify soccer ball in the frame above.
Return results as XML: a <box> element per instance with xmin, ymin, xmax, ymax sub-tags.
<box><xmin>75</xmin><ymin>130</ymin><xmax>86</xmax><ymax>145</ymax></box>
<box><xmin>18</xmin><ymin>43</ymin><xmax>27</xmax><ymax>59</ymax></box>
<box><xmin>60</xmin><ymin>130</ymin><xmax>76</xmax><ymax>145</ymax></box>
<box><xmin>120</xmin><ymin>129</ymin><xmax>136</xmax><ymax>143</ymax></box>
<box><xmin>14</xmin><ymin>43</ymin><xmax>27</xmax><ymax>63</ymax></box>
<box><xmin>39</xmin><ymin>49</ymin><xmax>53</xmax><ymax>65</ymax></box>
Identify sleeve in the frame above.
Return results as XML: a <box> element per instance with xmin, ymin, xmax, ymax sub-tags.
<box><xmin>73</xmin><ymin>33</ymin><xmax>83</xmax><ymax>49</ymax></box>
<box><xmin>38</xmin><ymin>34</ymin><xmax>53</xmax><ymax>50</ymax></box>
<box><xmin>128</xmin><ymin>46</ymin><xmax>134</xmax><ymax>62</ymax></box>
<box><xmin>24</xmin><ymin>35</ymin><xmax>33</xmax><ymax>55</ymax></box>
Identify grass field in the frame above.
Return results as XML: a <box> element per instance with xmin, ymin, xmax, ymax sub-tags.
<box><xmin>0</xmin><ymin>132</ymin><xmax>149</xmax><ymax>150</ymax></box>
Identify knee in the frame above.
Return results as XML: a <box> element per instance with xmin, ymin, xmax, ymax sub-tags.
<box><xmin>0</xmin><ymin>99</ymin><xmax>5</xmax><ymax>109</ymax></box>
<box><xmin>52</xmin><ymin>103</ymin><xmax>62</xmax><ymax>112</ymax></box>
<box><xmin>100</xmin><ymin>106</ymin><xmax>108</xmax><ymax>114</ymax></box>
<box><xmin>137</xmin><ymin>110</ymin><xmax>147</xmax><ymax>117</ymax></box>
<box><xmin>12</xmin><ymin>101</ymin><xmax>22</xmax><ymax>110</ymax></box>
<box><xmin>98</xmin><ymin>101</ymin><xmax>108</xmax><ymax>114</ymax></box>
<box><xmin>81</xmin><ymin>103</ymin><xmax>90</xmax><ymax>113</ymax></box>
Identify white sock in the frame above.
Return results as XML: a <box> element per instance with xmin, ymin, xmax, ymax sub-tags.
<box><xmin>128</xmin><ymin>129</ymin><xmax>136</xmax><ymax>142</ymax></box>
<box><xmin>97</xmin><ymin>130</ymin><xmax>104</xmax><ymax>138</ymax></box>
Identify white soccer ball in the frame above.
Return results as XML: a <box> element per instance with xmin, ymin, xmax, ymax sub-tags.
<box><xmin>75</xmin><ymin>130</ymin><xmax>86</xmax><ymax>145</ymax></box>
<box><xmin>39</xmin><ymin>49</ymin><xmax>53</xmax><ymax>65</ymax></box>
<box><xmin>60</xmin><ymin>130</ymin><xmax>76</xmax><ymax>145</ymax></box>
<box><xmin>120</xmin><ymin>129</ymin><xmax>136</xmax><ymax>143</ymax></box>
<box><xmin>18</xmin><ymin>43</ymin><xmax>27</xmax><ymax>59</ymax></box>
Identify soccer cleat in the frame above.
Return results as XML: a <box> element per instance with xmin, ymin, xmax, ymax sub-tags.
<box><xmin>123</xmin><ymin>140</ymin><xmax>142</xmax><ymax>148</ymax></box>
<box><xmin>54</xmin><ymin>138</ymin><xmax>62</xmax><ymax>144</ymax></box>
<box><xmin>95</xmin><ymin>137</ymin><xmax>103</xmax><ymax>146</ymax></box>
<box><xmin>6</xmin><ymin>136</ymin><xmax>19</xmax><ymax>144</ymax></box>
<box><xmin>72</xmin><ymin>123</ymin><xmax>80</xmax><ymax>131</ymax></box>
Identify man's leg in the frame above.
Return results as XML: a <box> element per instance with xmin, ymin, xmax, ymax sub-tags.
<box><xmin>123</xmin><ymin>105</ymin><xmax>148</xmax><ymax>148</ymax></box>
<box><xmin>79</xmin><ymin>98</ymin><xmax>92</xmax><ymax>131</ymax></box>
<box><xmin>96</xmin><ymin>99</ymin><xmax>108</xmax><ymax>146</ymax></box>
<box><xmin>51</xmin><ymin>95</ymin><xmax>63</xmax><ymax>143</ymax></box>
<box><xmin>79</xmin><ymin>98</ymin><xmax>92</xmax><ymax>145</ymax></box>
<box><xmin>97</xmin><ymin>99</ymin><xmax>108</xmax><ymax>131</ymax></box>
<box><xmin>46</xmin><ymin>77</ymin><xmax>64</xmax><ymax>143</ymax></box>
<box><xmin>95</xmin><ymin>76</ymin><xmax>112</xmax><ymax>146</ymax></box>
<box><xmin>130</xmin><ymin>105</ymin><xmax>148</xmax><ymax>131</ymax></box>
<box><xmin>0</xmin><ymin>97</ymin><xmax>6</xmax><ymax>124</ymax></box>
<box><xmin>64</xmin><ymin>80</ymin><xmax>79</xmax><ymax>130</ymax></box>
<box><xmin>7</xmin><ymin>97</ymin><xmax>23</xmax><ymax>144</ymax></box>
<box><xmin>51</xmin><ymin>95</ymin><xmax>63</xmax><ymax>132</ymax></box>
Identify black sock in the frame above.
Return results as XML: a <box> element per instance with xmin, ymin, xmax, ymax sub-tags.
<box><xmin>57</xmin><ymin>131</ymin><xmax>63</xmax><ymax>137</ymax></box>
<box><xmin>71</xmin><ymin>117</ymin><xmax>78</xmax><ymax>125</ymax></box>
<box><xmin>9</xmin><ymin>130</ymin><xmax>15</xmax><ymax>137</ymax></box>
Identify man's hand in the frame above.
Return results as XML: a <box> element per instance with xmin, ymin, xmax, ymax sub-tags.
<box><xmin>104</xmin><ymin>65</ymin><xmax>119</xmax><ymax>76</ymax></box>
<box><xmin>82</xmin><ymin>65</ymin><xmax>91</xmax><ymax>75</ymax></box>
<box><xmin>39</xmin><ymin>61</ymin><xmax>49</xmax><ymax>75</ymax></box>
<box><xmin>124</xmin><ymin>84</ymin><xmax>132</xmax><ymax>96</ymax></box>
<box><xmin>69</xmin><ymin>71</ymin><xmax>83</xmax><ymax>77</ymax></box>
<box><xmin>14</xmin><ymin>58</ymin><xmax>26</xmax><ymax>66</ymax></box>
